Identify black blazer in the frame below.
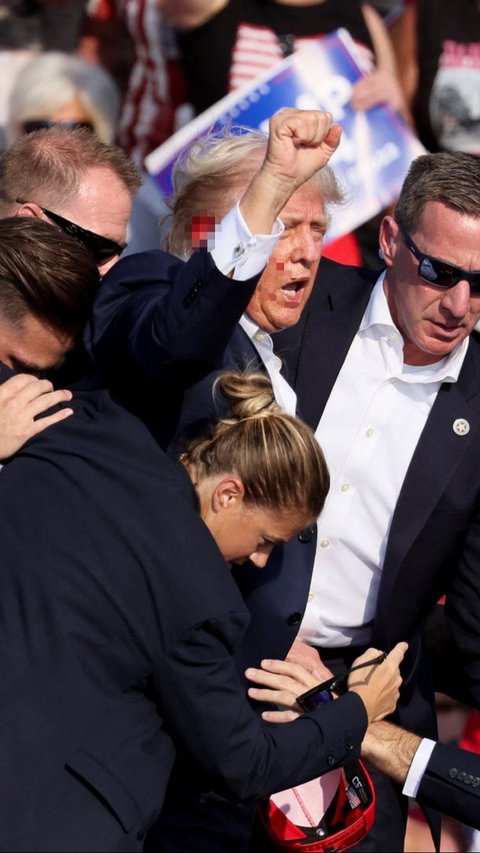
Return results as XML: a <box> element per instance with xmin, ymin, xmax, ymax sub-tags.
<box><xmin>418</xmin><ymin>742</ymin><xmax>480</xmax><ymax>829</ymax></box>
<box><xmin>0</xmin><ymin>379</ymin><xmax>368</xmax><ymax>852</ymax></box>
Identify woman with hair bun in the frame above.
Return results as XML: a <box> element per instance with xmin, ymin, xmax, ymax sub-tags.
<box><xmin>181</xmin><ymin>371</ymin><xmax>330</xmax><ymax>566</ymax></box>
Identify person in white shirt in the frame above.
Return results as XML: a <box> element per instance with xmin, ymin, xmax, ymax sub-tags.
<box><xmin>263</xmin><ymin>148</ymin><xmax>480</xmax><ymax>852</ymax></box>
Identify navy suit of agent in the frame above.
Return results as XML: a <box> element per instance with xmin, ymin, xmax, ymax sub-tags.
<box><xmin>419</xmin><ymin>742</ymin><xmax>480</xmax><ymax>830</ymax></box>
<box><xmin>270</xmin><ymin>257</ymin><xmax>480</xmax><ymax>717</ymax></box>
<box><xmin>0</xmin><ymin>374</ymin><xmax>368</xmax><ymax>852</ymax></box>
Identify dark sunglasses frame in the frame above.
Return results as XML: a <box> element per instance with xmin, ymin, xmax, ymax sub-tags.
<box><xmin>22</xmin><ymin>120</ymin><xmax>94</xmax><ymax>134</ymax></box>
<box><xmin>296</xmin><ymin>652</ymin><xmax>387</xmax><ymax>712</ymax></box>
<box><xmin>39</xmin><ymin>207</ymin><xmax>126</xmax><ymax>265</ymax></box>
<box><xmin>15</xmin><ymin>198</ymin><xmax>126</xmax><ymax>264</ymax></box>
<box><xmin>399</xmin><ymin>224</ymin><xmax>480</xmax><ymax>294</ymax></box>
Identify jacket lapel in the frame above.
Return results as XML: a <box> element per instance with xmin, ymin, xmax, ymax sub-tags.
<box><xmin>379</xmin><ymin>342</ymin><xmax>480</xmax><ymax>608</ymax></box>
<box><xmin>275</xmin><ymin>262</ymin><xmax>376</xmax><ymax>429</ymax></box>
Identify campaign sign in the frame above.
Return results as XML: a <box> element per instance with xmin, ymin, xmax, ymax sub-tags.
<box><xmin>145</xmin><ymin>28</ymin><xmax>425</xmax><ymax>244</ymax></box>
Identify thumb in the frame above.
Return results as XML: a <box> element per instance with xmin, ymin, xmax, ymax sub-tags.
<box><xmin>323</xmin><ymin>124</ymin><xmax>342</xmax><ymax>156</ymax></box>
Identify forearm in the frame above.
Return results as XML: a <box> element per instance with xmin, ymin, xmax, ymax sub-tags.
<box><xmin>361</xmin><ymin>720</ymin><xmax>421</xmax><ymax>783</ymax></box>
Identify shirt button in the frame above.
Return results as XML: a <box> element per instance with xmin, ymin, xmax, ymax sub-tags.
<box><xmin>233</xmin><ymin>241</ymin><xmax>245</xmax><ymax>257</ymax></box>
<box><xmin>320</xmin><ymin>539</ymin><xmax>330</xmax><ymax>549</ymax></box>
<box><xmin>365</xmin><ymin>428</ymin><xmax>374</xmax><ymax>437</ymax></box>
<box><xmin>341</xmin><ymin>483</ymin><xmax>350</xmax><ymax>492</ymax></box>
<box><xmin>307</xmin><ymin>593</ymin><xmax>315</xmax><ymax>602</ymax></box>
<box><xmin>255</xmin><ymin>332</ymin><xmax>266</xmax><ymax>343</ymax></box>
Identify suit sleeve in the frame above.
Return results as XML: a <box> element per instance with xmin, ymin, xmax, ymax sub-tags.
<box><xmin>153</xmin><ymin>613</ymin><xmax>368</xmax><ymax>800</ymax></box>
<box><xmin>85</xmin><ymin>248</ymin><xmax>261</xmax><ymax>388</ymax></box>
<box><xmin>417</xmin><ymin>742</ymin><xmax>480</xmax><ymax>829</ymax></box>
<box><xmin>444</xmin><ymin>510</ymin><xmax>480</xmax><ymax>708</ymax></box>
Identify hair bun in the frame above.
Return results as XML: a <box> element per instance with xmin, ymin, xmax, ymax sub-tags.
<box><xmin>214</xmin><ymin>371</ymin><xmax>280</xmax><ymax>422</ymax></box>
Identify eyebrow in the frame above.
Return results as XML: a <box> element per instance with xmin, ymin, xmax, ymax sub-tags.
<box><xmin>9</xmin><ymin>354</ymin><xmax>65</xmax><ymax>375</ymax></box>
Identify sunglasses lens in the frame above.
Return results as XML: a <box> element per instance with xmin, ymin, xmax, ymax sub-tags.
<box><xmin>84</xmin><ymin>241</ymin><xmax>119</xmax><ymax>265</ymax></box>
<box><xmin>419</xmin><ymin>257</ymin><xmax>452</xmax><ymax>286</ymax></box>
<box><xmin>23</xmin><ymin>120</ymin><xmax>94</xmax><ymax>134</ymax></box>
<box><xmin>420</xmin><ymin>258</ymin><xmax>480</xmax><ymax>292</ymax></box>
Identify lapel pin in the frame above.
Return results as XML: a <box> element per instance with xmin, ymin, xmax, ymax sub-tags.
<box><xmin>453</xmin><ymin>418</ymin><xmax>470</xmax><ymax>436</ymax></box>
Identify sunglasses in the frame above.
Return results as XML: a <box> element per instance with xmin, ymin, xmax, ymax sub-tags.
<box><xmin>33</xmin><ymin>205</ymin><xmax>126</xmax><ymax>265</ymax></box>
<box><xmin>22</xmin><ymin>120</ymin><xmax>94</xmax><ymax>134</ymax></box>
<box><xmin>296</xmin><ymin>652</ymin><xmax>387</xmax><ymax>711</ymax></box>
<box><xmin>399</xmin><ymin>225</ymin><xmax>480</xmax><ymax>294</ymax></box>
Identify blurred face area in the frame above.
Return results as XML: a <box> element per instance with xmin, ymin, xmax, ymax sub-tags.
<box><xmin>381</xmin><ymin>202</ymin><xmax>480</xmax><ymax>366</ymax></box>
<box><xmin>44</xmin><ymin>95</ymin><xmax>94</xmax><ymax>128</ymax></box>
<box><xmin>196</xmin><ymin>473</ymin><xmax>310</xmax><ymax>567</ymax></box>
<box><xmin>19</xmin><ymin>166</ymin><xmax>132</xmax><ymax>277</ymax></box>
<box><xmin>246</xmin><ymin>178</ymin><xmax>328</xmax><ymax>333</ymax></box>
<box><xmin>0</xmin><ymin>312</ymin><xmax>72</xmax><ymax>375</ymax></box>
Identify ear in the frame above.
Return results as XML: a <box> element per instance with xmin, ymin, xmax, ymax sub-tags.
<box><xmin>379</xmin><ymin>215</ymin><xmax>400</xmax><ymax>267</ymax></box>
<box><xmin>211</xmin><ymin>476</ymin><xmax>245</xmax><ymax>513</ymax></box>
<box><xmin>16</xmin><ymin>201</ymin><xmax>43</xmax><ymax>220</ymax></box>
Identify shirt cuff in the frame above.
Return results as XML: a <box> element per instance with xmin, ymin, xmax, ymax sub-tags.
<box><xmin>403</xmin><ymin>738</ymin><xmax>436</xmax><ymax>798</ymax></box>
<box><xmin>210</xmin><ymin>202</ymin><xmax>284</xmax><ymax>280</ymax></box>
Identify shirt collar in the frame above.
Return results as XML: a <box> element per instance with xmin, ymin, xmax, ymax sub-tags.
<box><xmin>239</xmin><ymin>313</ymin><xmax>274</xmax><ymax>349</ymax></box>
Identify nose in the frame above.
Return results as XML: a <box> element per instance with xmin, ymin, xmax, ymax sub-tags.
<box><xmin>291</xmin><ymin>229</ymin><xmax>322</xmax><ymax>266</ymax></box>
<box><xmin>248</xmin><ymin>549</ymin><xmax>273</xmax><ymax>569</ymax></box>
<box><xmin>98</xmin><ymin>257</ymin><xmax>119</xmax><ymax>277</ymax></box>
<box><xmin>441</xmin><ymin>280</ymin><xmax>472</xmax><ymax>318</ymax></box>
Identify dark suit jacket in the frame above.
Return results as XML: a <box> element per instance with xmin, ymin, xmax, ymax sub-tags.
<box><xmin>418</xmin><ymin>743</ymin><xmax>480</xmax><ymax>829</ymax></box>
<box><xmin>0</xmin><ymin>377</ymin><xmax>368</xmax><ymax>852</ymax></box>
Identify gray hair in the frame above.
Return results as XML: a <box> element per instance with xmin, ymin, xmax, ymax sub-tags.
<box><xmin>395</xmin><ymin>151</ymin><xmax>480</xmax><ymax>232</ymax></box>
<box><xmin>7</xmin><ymin>51</ymin><xmax>120</xmax><ymax>145</ymax></box>
<box><xmin>165</xmin><ymin>124</ymin><xmax>344</xmax><ymax>258</ymax></box>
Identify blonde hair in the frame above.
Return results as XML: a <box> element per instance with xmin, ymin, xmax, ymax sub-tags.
<box><xmin>166</xmin><ymin>125</ymin><xmax>344</xmax><ymax>258</ymax></box>
<box><xmin>182</xmin><ymin>371</ymin><xmax>329</xmax><ymax>520</ymax></box>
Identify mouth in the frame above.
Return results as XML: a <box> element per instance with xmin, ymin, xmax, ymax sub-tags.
<box><xmin>432</xmin><ymin>320</ymin><xmax>463</xmax><ymax>337</ymax></box>
<box><xmin>279</xmin><ymin>279</ymin><xmax>309</xmax><ymax>305</ymax></box>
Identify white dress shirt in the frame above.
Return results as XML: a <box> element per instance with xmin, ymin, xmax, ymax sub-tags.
<box><xmin>209</xmin><ymin>202</ymin><xmax>296</xmax><ymax>414</ymax></box>
<box><xmin>298</xmin><ymin>273</ymin><xmax>469</xmax><ymax>648</ymax></box>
